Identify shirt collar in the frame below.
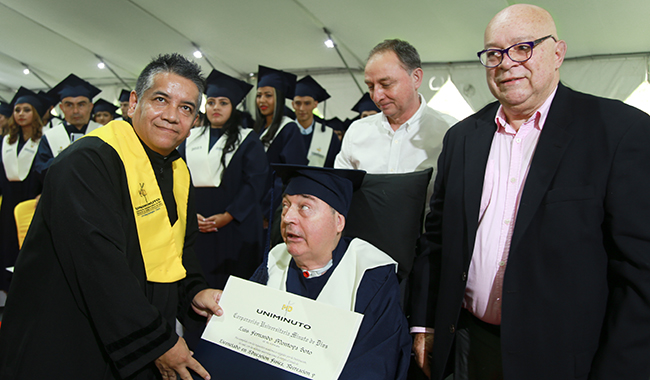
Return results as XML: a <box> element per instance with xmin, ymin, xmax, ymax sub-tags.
<box><xmin>495</xmin><ymin>86</ymin><xmax>558</xmax><ymax>133</ymax></box>
<box><xmin>297</xmin><ymin>119</ymin><xmax>314</xmax><ymax>135</ymax></box>
<box><xmin>381</xmin><ymin>93</ymin><xmax>427</xmax><ymax>133</ymax></box>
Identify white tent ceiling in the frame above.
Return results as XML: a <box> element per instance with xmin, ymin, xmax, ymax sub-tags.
<box><xmin>1</xmin><ymin>0</ymin><xmax>649</xmax><ymax>119</ymax></box>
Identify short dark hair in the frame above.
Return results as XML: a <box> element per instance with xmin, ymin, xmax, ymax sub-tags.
<box><xmin>135</xmin><ymin>53</ymin><xmax>205</xmax><ymax>112</ymax></box>
<box><xmin>368</xmin><ymin>39</ymin><xmax>421</xmax><ymax>73</ymax></box>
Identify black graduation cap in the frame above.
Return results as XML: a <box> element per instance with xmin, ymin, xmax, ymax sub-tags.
<box><xmin>283</xmin><ymin>105</ymin><xmax>296</xmax><ymax>119</ymax></box>
<box><xmin>351</xmin><ymin>92</ymin><xmax>380</xmax><ymax>114</ymax></box>
<box><xmin>272</xmin><ymin>164</ymin><xmax>365</xmax><ymax>218</ymax></box>
<box><xmin>38</xmin><ymin>90</ymin><xmax>59</xmax><ymax>110</ymax></box>
<box><xmin>343</xmin><ymin>117</ymin><xmax>356</xmax><ymax>131</ymax></box>
<box><xmin>257</xmin><ymin>65</ymin><xmax>297</xmax><ymax>99</ymax></box>
<box><xmin>93</xmin><ymin>99</ymin><xmax>119</xmax><ymax>115</ymax></box>
<box><xmin>10</xmin><ymin>87</ymin><xmax>46</xmax><ymax>118</ymax></box>
<box><xmin>0</xmin><ymin>101</ymin><xmax>12</xmax><ymax>118</ymax></box>
<box><xmin>118</xmin><ymin>89</ymin><xmax>131</xmax><ymax>103</ymax></box>
<box><xmin>205</xmin><ymin>69</ymin><xmax>253</xmax><ymax>106</ymax></box>
<box><xmin>48</xmin><ymin>73</ymin><xmax>101</xmax><ymax>101</ymax></box>
<box><xmin>325</xmin><ymin>117</ymin><xmax>344</xmax><ymax>132</ymax></box>
<box><xmin>295</xmin><ymin>76</ymin><xmax>330</xmax><ymax>102</ymax></box>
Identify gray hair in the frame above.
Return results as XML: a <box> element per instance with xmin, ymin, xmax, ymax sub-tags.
<box><xmin>368</xmin><ymin>39</ymin><xmax>421</xmax><ymax>73</ymax></box>
<box><xmin>134</xmin><ymin>53</ymin><xmax>205</xmax><ymax>112</ymax></box>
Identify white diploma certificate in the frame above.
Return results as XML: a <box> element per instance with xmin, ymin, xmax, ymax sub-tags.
<box><xmin>201</xmin><ymin>276</ymin><xmax>364</xmax><ymax>380</ymax></box>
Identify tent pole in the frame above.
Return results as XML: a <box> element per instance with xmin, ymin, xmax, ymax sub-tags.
<box><xmin>324</xmin><ymin>28</ymin><xmax>364</xmax><ymax>95</ymax></box>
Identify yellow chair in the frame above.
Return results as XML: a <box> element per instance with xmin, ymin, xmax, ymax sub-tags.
<box><xmin>14</xmin><ymin>199</ymin><xmax>37</xmax><ymax>249</ymax></box>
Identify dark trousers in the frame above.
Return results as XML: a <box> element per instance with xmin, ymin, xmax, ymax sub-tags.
<box><xmin>454</xmin><ymin>309</ymin><xmax>503</xmax><ymax>380</ymax></box>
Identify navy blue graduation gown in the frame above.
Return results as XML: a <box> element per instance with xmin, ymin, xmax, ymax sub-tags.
<box><xmin>0</xmin><ymin>133</ymin><xmax>41</xmax><ymax>291</ymax></box>
<box><xmin>192</xmin><ymin>237</ymin><xmax>411</xmax><ymax>380</ymax></box>
<box><xmin>298</xmin><ymin>120</ymin><xmax>342</xmax><ymax>168</ymax></box>
<box><xmin>261</xmin><ymin>121</ymin><xmax>308</xmax><ymax>218</ymax></box>
<box><xmin>178</xmin><ymin>128</ymin><xmax>269</xmax><ymax>289</ymax></box>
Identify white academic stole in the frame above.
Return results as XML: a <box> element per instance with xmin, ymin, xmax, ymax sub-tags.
<box><xmin>45</xmin><ymin>120</ymin><xmax>102</xmax><ymax>157</ymax></box>
<box><xmin>259</xmin><ymin>116</ymin><xmax>294</xmax><ymax>152</ymax></box>
<box><xmin>2</xmin><ymin>135</ymin><xmax>40</xmax><ymax>181</ymax></box>
<box><xmin>306</xmin><ymin>124</ymin><xmax>333</xmax><ymax>167</ymax></box>
<box><xmin>266</xmin><ymin>238</ymin><xmax>397</xmax><ymax>311</ymax></box>
<box><xmin>185</xmin><ymin>126</ymin><xmax>252</xmax><ymax>187</ymax></box>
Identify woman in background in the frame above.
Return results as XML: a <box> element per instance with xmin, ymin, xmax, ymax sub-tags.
<box><xmin>0</xmin><ymin>88</ymin><xmax>44</xmax><ymax>292</ymax></box>
<box><xmin>178</xmin><ymin>69</ymin><xmax>269</xmax><ymax>289</ymax></box>
<box><xmin>254</xmin><ymin>66</ymin><xmax>307</xmax><ymax>244</ymax></box>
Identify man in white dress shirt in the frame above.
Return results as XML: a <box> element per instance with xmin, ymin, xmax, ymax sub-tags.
<box><xmin>334</xmin><ymin>39</ymin><xmax>453</xmax><ymax>204</ymax></box>
<box><xmin>334</xmin><ymin>40</ymin><xmax>454</xmax><ymax>377</ymax></box>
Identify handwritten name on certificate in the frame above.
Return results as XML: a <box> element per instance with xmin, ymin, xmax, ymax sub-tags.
<box><xmin>201</xmin><ymin>276</ymin><xmax>363</xmax><ymax>380</ymax></box>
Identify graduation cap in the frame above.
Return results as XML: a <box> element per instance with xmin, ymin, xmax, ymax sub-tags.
<box><xmin>351</xmin><ymin>92</ymin><xmax>380</xmax><ymax>114</ymax></box>
<box><xmin>0</xmin><ymin>101</ymin><xmax>12</xmax><ymax>118</ymax></box>
<box><xmin>343</xmin><ymin>117</ymin><xmax>356</xmax><ymax>131</ymax></box>
<box><xmin>272</xmin><ymin>164</ymin><xmax>365</xmax><ymax>218</ymax></box>
<box><xmin>283</xmin><ymin>105</ymin><xmax>296</xmax><ymax>119</ymax></box>
<box><xmin>49</xmin><ymin>73</ymin><xmax>101</xmax><ymax>101</ymax></box>
<box><xmin>93</xmin><ymin>99</ymin><xmax>119</xmax><ymax>115</ymax></box>
<box><xmin>118</xmin><ymin>89</ymin><xmax>131</xmax><ymax>103</ymax></box>
<box><xmin>325</xmin><ymin>117</ymin><xmax>344</xmax><ymax>132</ymax></box>
<box><xmin>257</xmin><ymin>65</ymin><xmax>297</xmax><ymax>99</ymax></box>
<box><xmin>38</xmin><ymin>90</ymin><xmax>59</xmax><ymax>110</ymax></box>
<box><xmin>295</xmin><ymin>76</ymin><xmax>330</xmax><ymax>102</ymax></box>
<box><xmin>205</xmin><ymin>69</ymin><xmax>253</xmax><ymax>106</ymax></box>
<box><xmin>10</xmin><ymin>87</ymin><xmax>47</xmax><ymax>118</ymax></box>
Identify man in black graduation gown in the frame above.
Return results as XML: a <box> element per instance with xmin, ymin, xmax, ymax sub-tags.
<box><xmin>32</xmin><ymin>73</ymin><xmax>104</xmax><ymax>182</ymax></box>
<box><xmin>0</xmin><ymin>54</ymin><xmax>223</xmax><ymax>380</ymax></box>
<box><xmin>117</xmin><ymin>88</ymin><xmax>133</xmax><ymax>124</ymax></box>
<box><xmin>292</xmin><ymin>76</ymin><xmax>341</xmax><ymax>168</ymax></box>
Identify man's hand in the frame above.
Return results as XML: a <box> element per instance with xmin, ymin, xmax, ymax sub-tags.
<box><xmin>412</xmin><ymin>332</ymin><xmax>434</xmax><ymax>379</ymax></box>
<box><xmin>192</xmin><ymin>288</ymin><xmax>223</xmax><ymax>319</ymax></box>
<box><xmin>155</xmin><ymin>337</ymin><xmax>210</xmax><ymax>380</ymax></box>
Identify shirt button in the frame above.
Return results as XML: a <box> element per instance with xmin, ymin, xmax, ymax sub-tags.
<box><xmin>499</xmin><ymin>260</ymin><xmax>506</xmax><ymax>267</ymax></box>
<box><xmin>510</xmin><ymin>177</ymin><xmax>517</xmax><ymax>183</ymax></box>
<box><xmin>461</xmin><ymin>272</ymin><xmax>467</xmax><ymax>281</ymax></box>
<box><xmin>449</xmin><ymin>324</ymin><xmax>456</xmax><ymax>333</ymax></box>
<box><xmin>515</xmin><ymin>138</ymin><xmax>521</xmax><ymax>143</ymax></box>
<box><xmin>504</xmin><ymin>219</ymin><xmax>510</xmax><ymax>225</ymax></box>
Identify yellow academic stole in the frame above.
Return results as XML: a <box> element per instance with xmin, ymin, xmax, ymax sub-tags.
<box><xmin>87</xmin><ymin>121</ymin><xmax>188</xmax><ymax>283</ymax></box>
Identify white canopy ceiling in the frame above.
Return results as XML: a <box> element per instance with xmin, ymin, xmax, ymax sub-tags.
<box><xmin>1</xmin><ymin>0</ymin><xmax>649</xmax><ymax>119</ymax></box>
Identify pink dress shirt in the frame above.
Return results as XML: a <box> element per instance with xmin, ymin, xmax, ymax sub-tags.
<box><xmin>463</xmin><ymin>88</ymin><xmax>557</xmax><ymax>325</ymax></box>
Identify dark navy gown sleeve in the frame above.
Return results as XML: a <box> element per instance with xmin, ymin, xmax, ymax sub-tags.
<box><xmin>33</xmin><ymin>134</ymin><xmax>54</xmax><ymax>185</ymax></box>
<box><xmin>324</xmin><ymin>130</ymin><xmax>342</xmax><ymax>168</ymax></box>
<box><xmin>226</xmin><ymin>132</ymin><xmax>269</xmax><ymax>222</ymax></box>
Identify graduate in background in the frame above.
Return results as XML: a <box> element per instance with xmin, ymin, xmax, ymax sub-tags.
<box><xmin>292</xmin><ymin>76</ymin><xmax>341</xmax><ymax>168</ymax></box>
<box><xmin>0</xmin><ymin>101</ymin><xmax>12</xmax><ymax>135</ymax></box>
<box><xmin>178</xmin><ymin>69</ymin><xmax>269</xmax><ymax>290</ymax></box>
<box><xmin>0</xmin><ymin>88</ymin><xmax>44</xmax><ymax>292</ymax></box>
<box><xmin>352</xmin><ymin>92</ymin><xmax>380</xmax><ymax>119</ymax></box>
<box><xmin>33</xmin><ymin>74</ymin><xmax>102</xmax><ymax>181</ymax></box>
<box><xmin>37</xmin><ymin>91</ymin><xmax>58</xmax><ymax>130</ymax></box>
<box><xmin>253</xmin><ymin>65</ymin><xmax>307</xmax><ymax>233</ymax></box>
<box><xmin>92</xmin><ymin>98</ymin><xmax>118</xmax><ymax>126</ymax></box>
<box><xmin>326</xmin><ymin>116</ymin><xmax>346</xmax><ymax>141</ymax></box>
<box><xmin>114</xmin><ymin>89</ymin><xmax>132</xmax><ymax>123</ymax></box>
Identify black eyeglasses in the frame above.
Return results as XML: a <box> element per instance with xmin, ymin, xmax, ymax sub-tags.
<box><xmin>477</xmin><ymin>35</ymin><xmax>557</xmax><ymax>68</ymax></box>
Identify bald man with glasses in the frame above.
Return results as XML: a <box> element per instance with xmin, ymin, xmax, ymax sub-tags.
<box><xmin>414</xmin><ymin>4</ymin><xmax>650</xmax><ymax>380</ymax></box>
